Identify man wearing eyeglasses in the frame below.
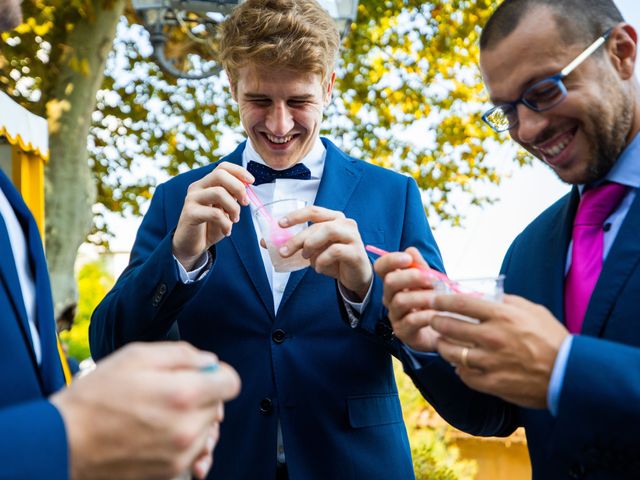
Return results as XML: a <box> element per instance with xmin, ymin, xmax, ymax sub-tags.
<box><xmin>375</xmin><ymin>0</ymin><xmax>640</xmax><ymax>478</ymax></box>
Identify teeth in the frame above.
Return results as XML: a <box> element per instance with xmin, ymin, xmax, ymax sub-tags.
<box><xmin>537</xmin><ymin>135</ymin><xmax>572</xmax><ymax>158</ymax></box>
<box><xmin>266</xmin><ymin>134</ymin><xmax>293</xmax><ymax>144</ymax></box>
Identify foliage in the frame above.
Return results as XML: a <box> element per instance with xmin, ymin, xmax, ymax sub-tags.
<box><xmin>84</xmin><ymin>0</ymin><xmax>521</xmax><ymax>239</ymax></box>
<box><xmin>59</xmin><ymin>260</ymin><xmax>114</xmax><ymax>361</ymax></box>
<box><xmin>396</xmin><ymin>360</ymin><xmax>477</xmax><ymax>479</ymax></box>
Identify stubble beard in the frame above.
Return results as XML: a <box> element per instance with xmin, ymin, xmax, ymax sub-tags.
<box><xmin>581</xmin><ymin>84</ymin><xmax>633</xmax><ymax>185</ymax></box>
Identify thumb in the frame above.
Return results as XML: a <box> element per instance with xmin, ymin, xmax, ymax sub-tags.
<box><xmin>405</xmin><ymin>246</ymin><xmax>430</xmax><ymax>269</ymax></box>
<box><xmin>110</xmin><ymin>342</ymin><xmax>219</xmax><ymax>372</ymax></box>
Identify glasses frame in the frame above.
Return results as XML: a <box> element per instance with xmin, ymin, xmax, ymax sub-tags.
<box><xmin>482</xmin><ymin>28</ymin><xmax>613</xmax><ymax>133</ymax></box>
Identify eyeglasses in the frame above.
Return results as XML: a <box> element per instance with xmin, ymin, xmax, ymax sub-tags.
<box><xmin>482</xmin><ymin>28</ymin><xmax>613</xmax><ymax>133</ymax></box>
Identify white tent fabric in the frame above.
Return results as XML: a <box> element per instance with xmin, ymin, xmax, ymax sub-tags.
<box><xmin>0</xmin><ymin>91</ymin><xmax>49</xmax><ymax>161</ymax></box>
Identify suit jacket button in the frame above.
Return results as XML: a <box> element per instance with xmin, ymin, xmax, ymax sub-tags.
<box><xmin>158</xmin><ymin>283</ymin><xmax>167</xmax><ymax>294</ymax></box>
<box><xmin>259</xmin><ymin>397</ymin><xmax>273</xmax><ymax>415</ymax></box>
<box><xmin>272</xmin><ymin>329</ymin><xmax>286</xmax><ymax>344</ymax></box>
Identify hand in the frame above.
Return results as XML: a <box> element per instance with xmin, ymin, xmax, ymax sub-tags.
<box><xmin>373</xmin><ymin>247</ymin><xmax>440</xmax><ymax>351</ymax></box>
<box><xmin>50</xmin><ymin>342</ymin><xmax>241</xmax><ymax>480</ymax></box>
<box><xmin>173</xmin><ymin>162</ymin><xmax>254</xmax><ymax>270</ymax></box>
<box><xmin>428</xmin><ymin>294</ymin><xmax>569</xmax><ymax>409</ymax></box>
<box><xmin>279</xmin><ymin>206</ymin><xmax>372</xmax><ymax>301</ymax></box>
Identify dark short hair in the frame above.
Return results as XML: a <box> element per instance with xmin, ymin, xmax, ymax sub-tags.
<box><xmin>480</xmin><ymin>0</ymin><xmax>624</xmax><ymax>50</ymax></box>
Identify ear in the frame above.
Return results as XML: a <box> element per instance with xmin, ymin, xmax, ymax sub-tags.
<box><xmin>608</xmin><ymin>23</ymin><xmax>637</xmax><ymax>80</ymax></box>
<box><xmin>324</xmin><ymin>71</ymin><xmax>336</xmax><ymax>106</ymax></box>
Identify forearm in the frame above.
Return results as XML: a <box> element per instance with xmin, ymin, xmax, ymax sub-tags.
<box><xmin>89</xmin><ymin>232</ymin><xmax>206</xmax><ymax>359</ymax></box>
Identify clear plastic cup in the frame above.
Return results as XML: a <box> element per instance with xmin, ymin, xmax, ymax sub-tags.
<box><xmin>433</xmin><ymin>275</ymin><xmax>505</xmax><ymax>323</ymax></box>
<box><xmin>254</xmin><ymin>198</ymin><xmax>310</xmax><ymax>272</ymax></box>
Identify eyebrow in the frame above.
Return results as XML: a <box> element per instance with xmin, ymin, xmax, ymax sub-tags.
<box><xmin>243</xmin><ymin>93</ymin><xmax>316</xmax><ymax>101</ymax></box>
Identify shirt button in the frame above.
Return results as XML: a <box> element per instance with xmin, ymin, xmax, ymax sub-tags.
<box><xmin>272</xmin><ymin>329</ymin><xmax>286</xmax><ymax>344</ymax></box>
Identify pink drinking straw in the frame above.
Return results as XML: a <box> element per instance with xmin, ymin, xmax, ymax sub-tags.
<box><xmin>365</xmin><ymin>245</ymin><xmax>467</xmax><ymax>294</ymax></box>
<box><xmin>245</xmin><ymin>184</ymin><xmax>292</xmax><ymax>247</ymax></box>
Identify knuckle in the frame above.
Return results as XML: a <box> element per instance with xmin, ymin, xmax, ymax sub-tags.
<box><xmin>169</xmin><ymin>387</ymin><xmax>199</xmax><ymax>411</ymax></box>
<box><xmin>172</xmin><ymin>425</ymin><xmax>199</xmax><ymax>452</ymax></box>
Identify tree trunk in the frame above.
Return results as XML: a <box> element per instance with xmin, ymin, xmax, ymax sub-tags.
<box><xmin>45</xmin><ymin>0</ymin><xmax>126</xmax><ymax>321</ymax></box>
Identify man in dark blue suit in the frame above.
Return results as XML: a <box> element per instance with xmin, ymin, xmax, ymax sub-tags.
<box><xmin>376</xmin><ymin>0</ymin><xmax>640</xmax><ymax>478</ymax></box>
<box><xmin>0</xmin><ymin>2</ymin><xmax>240</xmax><ymax>478</ymax></box>
<box><xmin>90</xmin><ymin>0</ymin><xmax>444</xmax><ymax>478</ymax></box>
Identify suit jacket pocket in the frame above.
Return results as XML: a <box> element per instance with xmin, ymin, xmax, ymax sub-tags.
<box><xmin>347</xmin><ymin>393</ymin><xmax>403</xmax><ymax>429</ymax></box>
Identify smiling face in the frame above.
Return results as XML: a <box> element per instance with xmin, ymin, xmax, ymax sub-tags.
<box><xmin>480</xmin><ymin>6</ymin><xmax>639</xmax><ymax>185</ymax></box>
<box><xmin>231</xmin><ymin>65</ymin><xmax>335</xmax><ymax>170</ymax></box>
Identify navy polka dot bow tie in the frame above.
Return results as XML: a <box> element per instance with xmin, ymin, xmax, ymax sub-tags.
<box><xmin>247</xmin><ymin>160</ymin><xmax>311</xmax><ymax>186</ymax></box>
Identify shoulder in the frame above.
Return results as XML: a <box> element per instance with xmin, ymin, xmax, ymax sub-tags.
<box><xmin>517</xmin><ymin>191</ymin><xmax>574</xmax><ymax>242</ymax></box>
<box><xmin>157</xmin><ymin>143</ymin><xmax>246</xmax><ymax>194</ymax></box>
<box><xmin>321</xmin><ymin>137</ymin><xmax>413</xmax><ymax>185</ymax></box>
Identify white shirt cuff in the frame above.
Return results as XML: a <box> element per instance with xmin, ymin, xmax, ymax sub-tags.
<box><xmin>338</xmin><ymin>273</ymin><xmax>374</xmax><ymax>328</ymax></box>
<box><xmin>174</xmin><ymin>252</ymin><xmax>211</xmax><ymax>284</ymax></box>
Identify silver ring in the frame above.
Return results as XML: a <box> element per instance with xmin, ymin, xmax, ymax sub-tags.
<box><xmin>460</xmin><ymin>346</ymin><xmax>471</xmax><ymax>369</ymax></box>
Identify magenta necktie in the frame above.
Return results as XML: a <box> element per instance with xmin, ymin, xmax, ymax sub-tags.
<box><xmin>564</xmin><ymin>182</ymin><xmax>628</xmax><ymax>333</ymax></box>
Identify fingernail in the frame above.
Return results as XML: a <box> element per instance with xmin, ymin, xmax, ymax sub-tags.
<box><xmin>279</xmin><ymin>217</ymin><xmax>290</xmax><ymax>227</ymax></box>
<box><xmin>242</xmin><ymin>195</ymin><xmax>249</xmax><ymax>205</ymax></box>
<box><xmin>245</xmin><ymin>174</ymin><xmax>255</xmax><ymax>183</ymax></box>
<box><xmin>279</xmin><ymin>246</ymin><xmax>289</xmax><ymax>255</ymax></box>
<box><xmin>399</xmin><ymin>253</ymin><xmax>412</xmax><ymax>264</ymax></box>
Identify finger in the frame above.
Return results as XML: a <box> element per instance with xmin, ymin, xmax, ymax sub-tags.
<box><xmin>405</xmin><ymin>246</ymin><xmax>431</xmax><ymax>268</ymax></box>
<box><xmin>392</xmin><ymin>309</ymin><xmax>435</xmax><ymax>337</ymax></box>
<box><xmin>184</xmin><ymin>204</ymin><xmax>234</xmax><ymax>235</ymax></box>
<box><xmin>382</xmin><ymin>266</ymin><xmax>434</xmax><ymax>305</ymax></box>
<box><xmin>210</xmin><ymin>162</ymin><xmax>254</xmax><ymax>187</ymax></box>
<box><xmin>191</xmin><ymin>424</ymin><xmax>218</xmax><ymax>479</ymax></box>
<box><xmin>259</xmin><ymin>238</ymin><xmax>267</xmax><ymax>249</ymax></box>
<box><xmin>503</xmin><ymin>294</ymin><xmax>537</xmax><ymax>311</ymax></box>
<box><xmin>280</xmin><ymin>205</ymin><xmax>344</xmax><ymax>227</ymax></box>
<box><xmin>437</xmin><ymin>338</ymin><xmax>486</xmax><ymax>371</ymax></box>
<box><xmin>373</xmin><ymin>251</ymin><xmax>416</xmax><ymax>278</ymax></box>
<box><xmin>429</xmin><ymin>312</ymin><xmax>482</xmax><ymax>346</ymax></box>
<box><xmin>311</xmin><ymin>243</ymin><xmax>363</xmax><ymax>275</ymax></box>
<box><xmin>430</xmin><ymin>293</ymin><xmax>499</xmax><ymax>323</ymax></box>
<box><xmin>197</xmin><ymin>165</ymin><xmax>252</xmax><ymax>205</ymax></box>
<box><xmin>188</xmin><ymin>187</ymin><xmax>242</xmax><ymax>223</ymax></box>
<box><xmin>385</xmin><ymin>288</ymin><xmax>437</xmax><ymax>322</ymax></box>
<box><xmin>112</xmin><ymin>342</ymin><xmax>219</xmax><ymax>371</ymax></box>
<box><xmin>300</xmin><ymin>220</ymin><xmax>361</xmax><ymax>260</ymax></box>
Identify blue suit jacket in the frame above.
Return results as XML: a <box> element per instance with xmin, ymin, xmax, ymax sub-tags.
<box><xmin>0</xmin><ymin>170</ymin><xmax>68</xmax><ymax>479</ymax></box>
<box><xmin>410</xmin><ymin>187</ymin><xmax>640</xmax><ymax>479</ymax></box>
<box><xmin>90</xmin><ymin>139</ymin><xmax>444</xmax><ymax>480</ymax></box>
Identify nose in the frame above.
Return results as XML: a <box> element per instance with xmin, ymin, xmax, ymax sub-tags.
<box><xmin>265</xmin><ymin>101</ymin><xmax>294</xmax><ymax>136</ymax></box>
<box><xmin>512</xmin><ymin>104</ymin><xmax>550</xmax><ymax>144</ymax></box>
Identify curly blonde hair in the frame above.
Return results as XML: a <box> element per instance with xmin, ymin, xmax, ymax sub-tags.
<box><xmin>219</xmin><ymin>0</ymin><xmax>340</xmax><ymax>85</ymax></box>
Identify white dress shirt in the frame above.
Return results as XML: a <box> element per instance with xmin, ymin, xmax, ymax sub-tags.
<box><xmin>0</xmin><ymin>186</ymin><xmax>41</xmax><ymax>363</ymax></box>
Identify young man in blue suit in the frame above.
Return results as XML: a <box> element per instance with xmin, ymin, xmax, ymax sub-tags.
<box><xmin>90</xmin><ymin>0</ymin><xmax>444</xmax><ymax>478</ymax></box>
<box><xmin>0</xmin><ymin>2</ymin><xmax>240</xmax><ymax>478</ymax></box>
<box><xmin>376</xmin><ymin>0</ymin><xmax>640</xmax><ymax>478</ymax></box>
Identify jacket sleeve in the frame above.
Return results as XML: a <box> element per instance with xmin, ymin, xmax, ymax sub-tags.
<box><xmin>0</xmin><ymin>400</ymin><xmax>69</xmax><ymax>479</ymax></box>
<box><xmin>89</xmin><ymin>183</ymin><xmax>208</xmax><ymax>360</ymax></box>
<box><xmin>353</xmin><ymin>185</ymin><xmax>520</xmax><ymax>437</ymax></box>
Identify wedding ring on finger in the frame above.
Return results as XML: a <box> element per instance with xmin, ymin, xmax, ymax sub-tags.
<box><xmin>460</xmin><ymin>346</ymin><xmax>471</xmax><ymax>369</ymax></box>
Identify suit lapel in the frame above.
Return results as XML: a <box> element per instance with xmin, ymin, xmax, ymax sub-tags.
<box><xmin>226</xmin><ymin>143</ymin><xmax>276</xmax><ymax>317</ymax></box>
<box><xmin>583</xmin><ymin>190</ymin><xmax>640</xmax><ymax>336</ymax></box>
<box><xmin>279</xmin><ymin>139</ymin><xmax>364</xmax><ymax>311</ymax></box>
<box><xmin>0</xmin><ymin>170</ymin><xmax>46</xmax><ymax>390</ymax></box>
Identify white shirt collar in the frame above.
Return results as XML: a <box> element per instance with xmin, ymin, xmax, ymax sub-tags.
<box><xmin>243</xmin><ymin>137</ymin><xmax>326</xmax><ymax>180</ymax></box>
